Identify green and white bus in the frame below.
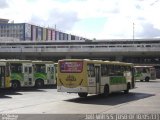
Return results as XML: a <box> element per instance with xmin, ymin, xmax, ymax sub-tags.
<box><xmin>134</xmin><ymin>66</ymin><xmax>156</xmax><ymax>82</ymax></box>
<box><xmin>8</xmin><ymin>60</ymin><xmax>56</xmax><ymax>89</ymax></box>
<box><xmin>57</xmin><ymin>59</ymin><xmax>135</xmax><ymax>97</ymax></box>
<box><xmin>9</xmin><ymin>60</ymin><xmax>34</xmax><ymax>89</ymax></box>
<box><xmin>0</xmin><ymin>60</ymin><xmax>11</xmax><ymax>89</ymax></box>
<box><xmin>33</xmin><ymin>61</ymin><xmax>56</xmax><ymax>88</ymax></box>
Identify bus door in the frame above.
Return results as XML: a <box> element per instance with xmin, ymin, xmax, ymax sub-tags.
<box><xmin>0</xmin><ymin>66</ymin><xmax>5</xmax><ymax>88</ymax></box>
<box><xmin>46</xmin><ymin>64</ymin><xmax>54</xmax><ymax>84</ymax></box>
<box><xmin>23</xmin><ymin>64</ymin><xmax>33</xmax><ymax>86</ymax></box>
<box><xmin>95</xmin><ymin>65</ymin><xmax>101</xmax><ymax>94</ymax></box>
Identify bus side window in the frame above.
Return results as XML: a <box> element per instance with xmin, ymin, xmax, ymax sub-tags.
<box><xmin>143</xmin><ymin>68</ymin><xmax>147</xmax><ymax>73</ymax></box>
<box><xmin>51</xmin><ymin>67</ymin><xmax>54</xmax><ymax>72</ymax></box>
<box><xmin>87</xmin><ymin>64</ymin><xmax>95</xmax><ymax>77</ymax></box>
<box><xmin>41</xmin><ymin>66</ymin><xmax>45</xmax><ymax>73</ymax></box>
<box><xmin>11</xmin><ymin>66</ymin><xmax>15</xmax><ymax>72</ymax></box>
<box><xmin>24</xmin><ymin>67</ymin><xmax>28</xmax><ymax>73</ymax></box>
<box><xmin>48</xmin><ymin>67</ymin><xmax>51</xmax><ymax>72</ymax></box>
<box><xmin>18</xmin><ymin>66</ymin><xmax>22</xmax><ymax>73</ymax></box>
<box><xmin>108</xmin><ymin>65</ymin><xmax>115</xmax><ymax>76</ymax></box>
<box><xmin>29</xmin><ymin>67</ymin><xmax>32</xmax><ymax>74</ymax></box>
<box><xmin>101</xmin><ymin>65</ymin><xmax>108</xmax><ymax>76</ymax></box>
<box><xmin>115</xmin><ymin>65</ymin><xmax>124</xmax><ymax>76</ymax></box>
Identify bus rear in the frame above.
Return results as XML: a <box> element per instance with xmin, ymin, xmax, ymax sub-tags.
<box><xmin>57</xmin><ymin>59</ymin><xmax>88</xmax><ymax>94</ymax></box>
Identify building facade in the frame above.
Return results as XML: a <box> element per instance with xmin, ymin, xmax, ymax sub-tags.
<box><xmin>0</xmin><ymin>19</ymin><xmax>88</xmax><ymax>41</ymax></box>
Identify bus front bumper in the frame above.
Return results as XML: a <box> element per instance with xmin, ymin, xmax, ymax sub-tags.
<box><xmin>57</xmin><ymin>86</ymin><xmax>87</xmax><ymax>93</ymax></box>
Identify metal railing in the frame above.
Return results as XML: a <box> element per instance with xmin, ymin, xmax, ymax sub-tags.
<box><xmin>0</xmin><ymin>43</ymin><xmax>160</xmax><ymax>53</ymax></box>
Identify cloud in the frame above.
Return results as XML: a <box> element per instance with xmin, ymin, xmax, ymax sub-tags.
<box><xmin>1</xmin><ymin>0</ymin><xmax>160</xmax><ymax>39</ymax></box>
<box><xmin>48</xmin><ymin>10</ymin><xmax>79</xmax><ymax>31</ymax></box>
<box><xmin>30</xmin><ymin>9</ymin><xmax>79</xmax><ymax>31</ymax></box>
<box><xmin>0</xmin><ymin>0</ymin><xmax>33</xmax><ymax>22</ymax></box>
<box><xmin>26</xmin><ymin>0</ymin><xmax>79</xmax><ymax>31</ymax></box>
<box><xmin>76</xmin><ymin>0</ymin><xmax>159</xmax><ymax>39</ymax></box>
<box><xmin>0</xmin><ymin>0</ymin><xmax>9</xmax><ymax>9</ymax></box>
<box><xmin>137</xmin><ymin>22</ymin><xmax>160</xmax><ymax>38</ymax></box>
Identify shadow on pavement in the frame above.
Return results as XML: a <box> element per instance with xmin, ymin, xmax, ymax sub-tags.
<box><xmin>0</xmin><ymin>94</ymin><xmax>12</xmax><ymax>99</ymax></box>
<box><xmin>0</xmin><ymin>87</ymin><xmax>46</xmax><ymax>98</ymax></box>
<box><xmin>0</xmin><ymin>89</ymin><xmax>22</xmax><ymax>95</ymax></box>
<box><xmin>40</xmin><ymin>85</ymin><xmax>57</xmax><ymax>89</ymax></box>
<box><xmin>0</xmin><ymin>85</ymin><xmax>55</xmax><ymax>98</ymax></box>
<box><xmin>17</xmin><ymin>87</ymin><xmax>47</xmax><ymax>92</ymax></box>
<box><xmin>18</xmin><ymin>84</ymin><xmax>57</xmax><ymax>91</ymax></box>
<box><xmin>65</xmin><ymin>92</ymin><xmax>155</xmax><ymax>105</ymax></box>
<box><xmin>0</xmin><ymin>85</ymin><xmax>56</xmax><ymax>97</ymax></box>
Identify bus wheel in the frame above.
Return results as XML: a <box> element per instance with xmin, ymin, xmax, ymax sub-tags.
<box><xmin>78</xmin><ymin>93</ymin><xmax>88</xmax><ymax>98</ymax></box>
<box><xmin>11</xmin><ymin>81</ymin><xmax>20</xmax><ymax>90</ymax></box>
<box><xmin>103</xmin><ymin>85</ymin><xmax>109</xmax><ymax>97</ymax></box>
<box><xmin>145</xmin><ymin>77</ymin><xmax>150</xmax><ymax>82</ymax></box>
<box><xmin>35</xmin><ymin>80</ymin><xmax>44</xmax><ymax>88</ymax></box>
<box><xmin>124</xmin><ymin>83</ymin><xmax>130</xmax><ymax>94</ymax></box>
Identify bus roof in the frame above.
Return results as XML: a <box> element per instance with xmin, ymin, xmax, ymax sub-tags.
<box><xmin>32</xmin><ymin>60</ymin><xmax>54</xmax><ymax>64</ymax></box>
<box><xmin>58</xmin><ymin>59</ymin><xmax>133</xmax><ymax>66</ymax></box>
<box><xmin>0</xmin><ymin>59</ymin><xmax>32</xmax><ymax>63</ymax></box>
<box><xmin>134</xmin><ymin>66</ymin><xmax>154</xmax><ymax>68</ymax></box>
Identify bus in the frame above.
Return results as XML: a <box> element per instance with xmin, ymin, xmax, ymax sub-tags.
<box><xmin>0</xmin><ymin>60</ymin><xmax>11</xmax><ymax>89</ymax></box>
<box><xmin>134</xmin><ymin>66</ymin><xmax>156</xmax><ymax>82</ymax></box>
<box><xmin>8</xmin><ymin>60</ymin><xmax>34</xmax><ymax>89</ymax></box>
<box><xmin>33</xmin><ymin>61</ymin><xmax>56</xmax><ymax>88</ymax></box>
<box><xmin>8</xmin><ymin>60</ymin><xmax>56</xmax><ymax>89</ymax></box>
<box><xmin>57</xmin><ymin>59</ymin><xmax>135</xmax><ymax>97</ymax></box>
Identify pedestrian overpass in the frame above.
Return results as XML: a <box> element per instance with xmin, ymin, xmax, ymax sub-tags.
<box><xmin>0</xmin><ymin>39</ymin><xmax>160</xmax><ymax>64</ymax></box>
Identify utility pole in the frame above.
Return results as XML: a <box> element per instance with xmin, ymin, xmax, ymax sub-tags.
<box><xmin>133</xmin><ymin>22</ymin><xmax>135</xmax><ymax>44</ymax></box>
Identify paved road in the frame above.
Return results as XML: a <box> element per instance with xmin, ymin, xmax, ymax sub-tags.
<box><xmin>0</xmin><ymin>80</ymin><xmax>160</xmax><ymax>120</ymax></box>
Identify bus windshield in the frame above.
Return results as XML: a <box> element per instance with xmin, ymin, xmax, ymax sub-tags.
<box><xmin>60</xmin><ymin>61</ymin><xmax>83</xmax><ymax>73</ymax></box>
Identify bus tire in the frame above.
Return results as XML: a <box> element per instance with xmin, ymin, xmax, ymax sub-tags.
<box><xmin>78</xmin><ymin>93</ymin><xmax>88</xmax><ymax>98</ymax></box>
<box><xmin>103</xmin><ymin>85</ymin><xmax>109</xmax><ymax>97</ymax></box>
<box><xmin>124</xmin><ymin>83</ymin><xmax>130</xmax><ymax>94</ymax></box>
<box><xmin>145</xmin><ymin>77</ymin><xmax>150</xmax><ymax>82</ymax></box>
<box><xmin>35</xmin><ymin>79</ymin><xmax>44</xmax><ymax>88</ymax></box>
<box><xmin>11</xmin><ymin>81</ymin><xmax>20</xmax><ymax>90</ymax></box>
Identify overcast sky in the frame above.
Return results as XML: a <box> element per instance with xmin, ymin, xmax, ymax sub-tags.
<box><xmin>0</xmin><ymin>0</ymin><xmax>160</xmax><ymax>39</ymax></box>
